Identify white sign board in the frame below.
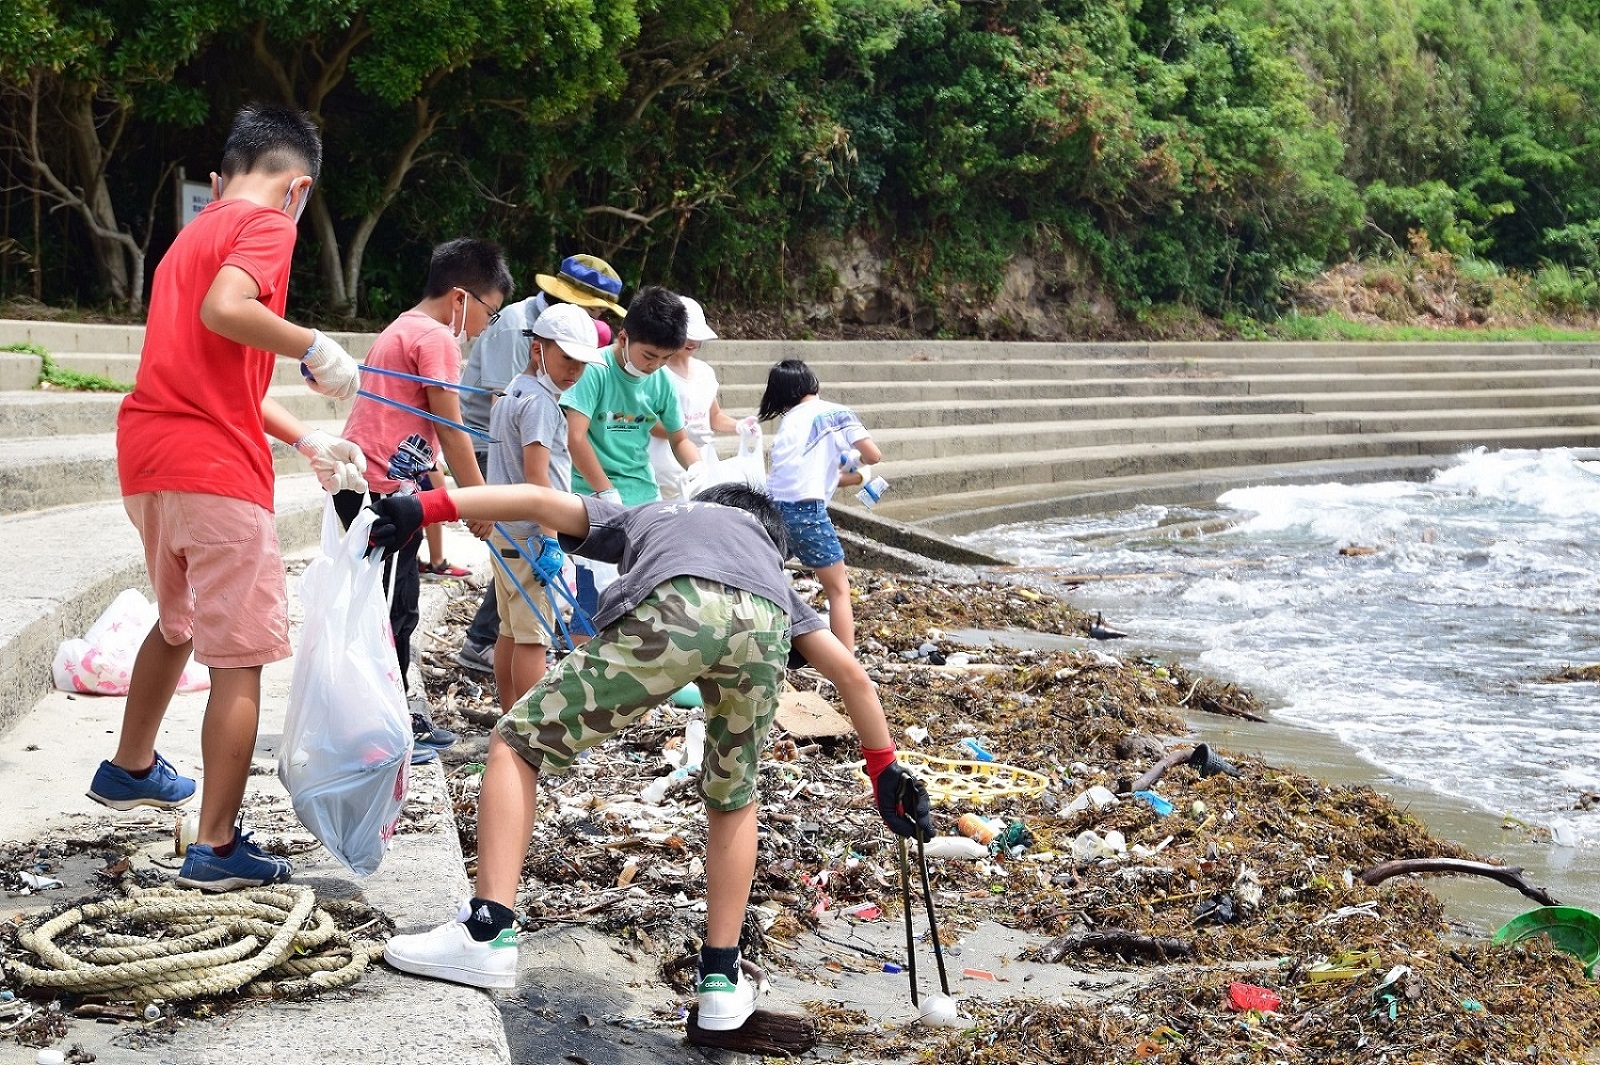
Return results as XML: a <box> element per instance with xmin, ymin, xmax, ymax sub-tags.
<box><xmin>179</xmin><ymin>181</ymin><xmax>212</xmax><ymax>228</ymax></box>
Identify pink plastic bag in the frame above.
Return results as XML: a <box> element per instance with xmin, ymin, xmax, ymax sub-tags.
<box><xmin>52</xmin><ymin>589</ymin><xmax>209</xmax><ymax>695</ymax></box>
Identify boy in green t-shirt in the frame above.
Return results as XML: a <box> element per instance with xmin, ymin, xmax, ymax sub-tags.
<box><xmin>560</xmin><ymin>285</ymin><xmax>703</xmax><ymax>617</ymax></box>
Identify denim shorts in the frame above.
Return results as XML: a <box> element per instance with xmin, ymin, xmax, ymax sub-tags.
<box><xmin>775</xmin><ymin>499</ymin><xmax>845</xmax><ymax>569</ymax></box>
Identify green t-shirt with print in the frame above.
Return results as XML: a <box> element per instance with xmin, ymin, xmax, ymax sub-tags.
<box><xmin>559</xmin><ymin>346</ymin><xmax>686</xmax><ymax>505</ymax></box>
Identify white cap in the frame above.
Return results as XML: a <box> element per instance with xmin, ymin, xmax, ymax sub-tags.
<box><xmin>680</xmin><ymin>296</ymin><xmax>718</xmax><ymax>342</ymax></box>
<box><xmin>528</xmin><ymin>303</ymin><xmax>606</xmax><ymax>364</ymax></box>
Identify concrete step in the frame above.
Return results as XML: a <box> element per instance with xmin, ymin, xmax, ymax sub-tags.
<box><xmin>866</xmin><ymin>405</ymin><xmax>1600</xmax><ymax>461</ymax></box>
<box><xmin>0</xmin><ymin>386</ymin><xmax>347</xmax><ymax>439</ymax></box>
<box><xmin>0</xmin><ymin>320</ymin><xmax>378</xmax><ymax>359</ymax></box>
<box><xmin>889</xmin><ymin>455</ymin><xmax>1477</xmax><ymax>534</ymax></box>
<box><xmin>708</xmin><ymin>354</ymin><xmax>1600</xmax><ymax>387</ymax></box>
<box><xmin>0</xmin><ymin>473</ymin><xmax>329</xmax><ymax>728</ymax></box>
<box><xmin>40</xmin><ymin>352</ymin><xmax>334</xmax><ymax>389</ymax></box>
<box><xmin>0</xmin><ymin>420</ymin><xmax>347</xmax><ymax>515</ymax></box>
<box><xmin>858</xmin><ymin>424</ymin><xmax>1600</xmax><ymax>503</ymax></box>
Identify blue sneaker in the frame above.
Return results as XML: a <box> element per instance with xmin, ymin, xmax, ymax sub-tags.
<box><xmin>411</xmin><ymin>708</ymin><xmax>457</xmax><ymax>750</ymax></box>
<box><xmin>176</xmin><ymin>830</ymin><xmax>292</xmax><ymax>892</ymax></box>
<box><xmin>86</xmin><ymin>752</ymin><xmax>196</xmax><ymax>811</ymax></box>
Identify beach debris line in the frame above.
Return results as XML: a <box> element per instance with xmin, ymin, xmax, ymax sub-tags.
<box><xmin>411</xmin><ymin>569</ymin><xmax>1600</xmax><ymax>1065</ymax></box>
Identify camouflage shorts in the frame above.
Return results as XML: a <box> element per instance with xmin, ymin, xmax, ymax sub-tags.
<box><xmin>495</xmin><ymin>575</ymin><xmax>789</xmax><ymax>811</ymax></box>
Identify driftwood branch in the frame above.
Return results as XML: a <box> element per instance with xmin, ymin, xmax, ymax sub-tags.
<box><xmin>1128</xmin><ymin>747</ymin><xmax>1194</xmax><ymax>793</ymax></box>
<box><xmin>1356</xmin><ymin>858</ymin><xmax>1560</xmax><ymax>907</ymax></box>
<box><xmin>687</xmin><ymin>1007</ymin><xmax>818</xmax><ymax>1055</ymax></box>
<box><xmin>1036</xmin><ymin>928</ymin><xmax>1193</xmax><ymax>964</ymax></box>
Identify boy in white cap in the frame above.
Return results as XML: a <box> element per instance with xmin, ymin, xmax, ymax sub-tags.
<box><xmin>484</xmin><ymin>303</ymin><xmax>607</xmax><ymax>709</ymax></box>
<box><xmin>649</xmin><ymin>296</ymin><xmax>745</xmax><ymax>500</ymax></box>
<box><xmin>456</xmin><ymin>253</ymin><xmax>625</xmax><ymax>675</ymax></box>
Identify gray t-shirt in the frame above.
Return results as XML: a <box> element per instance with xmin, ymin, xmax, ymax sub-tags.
<box><xmin>461</xmin><ymin>293</ymin><xmax>550</xmax><ymax>440</ymax></box>
<box><xmin>564</xmin><ymin>496</ymin><xmax>826</xmax><ymax>637</ymax></box>
<box><xmin>488</xmin><ymin>372</ymin><xmax>571</xmax><ymax>543</ymax></box>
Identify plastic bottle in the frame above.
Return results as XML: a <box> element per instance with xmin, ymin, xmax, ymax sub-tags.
<box><xmin>921</xmin><ymin>835</ymin><xmax>989</xmax><ymax>859</ymax></box>
<box><xmin>956</xmin><ymin>813</ymin><xmax>999</xmax><ymax>845</ymax></box>
<box><xmin>640</xmin><ymin>764</ymin><xmax>698</xmax><ymax>804</ymax></box>
<box><xmin>856</xmin><ymin>475</ymin><xmax>890</xmax><ymax>509</ymax></box>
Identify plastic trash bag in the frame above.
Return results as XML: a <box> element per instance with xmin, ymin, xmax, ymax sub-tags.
<box><xmin>279</xmin><ymin>499</ymin><xmax>412</xmax><ymax>877</ymax></box>
<box><xmin>53</xmin><ymin>588</ymin><xmax>209</xmax><ymax>695</ymax></box>
<box><xmin>706</xmin><ymin>419</ymin><xmax>766</xmax><ymax>490</ymax></box>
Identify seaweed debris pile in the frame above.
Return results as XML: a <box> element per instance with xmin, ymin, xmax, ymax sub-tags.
<box><xmin>413</xmin><ymin>571</ymin><xmax>1600</xmax><ymax>1062</ymax></box>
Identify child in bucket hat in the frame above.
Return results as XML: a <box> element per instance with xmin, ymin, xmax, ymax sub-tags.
<box><xmin>536</xmin><ymin>254</ymin><xmax>627</xmax><ymax>317</ymax></box>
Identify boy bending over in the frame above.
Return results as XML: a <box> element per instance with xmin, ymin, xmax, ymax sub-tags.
<box><xmin>369</xmin><ymin>482</ymin><xmax>932</xmax><ymax>1031</ymax></box>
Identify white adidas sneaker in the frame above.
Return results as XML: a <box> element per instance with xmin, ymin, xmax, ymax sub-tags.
<box><xmin>695</xmin><ymin>957</ymin><xmax>769</xmax><ymax>1031</ymax></box>
<box><xmin>384</xmin><ymin>903</ymin><xmax>518</xmax><ymax>990</ymax></box>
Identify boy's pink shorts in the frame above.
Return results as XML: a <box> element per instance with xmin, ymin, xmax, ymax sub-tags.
<box><xmin>123</xmin><ymin>492</ymin><xmax>291</xmax><ymax>668</ymax></box>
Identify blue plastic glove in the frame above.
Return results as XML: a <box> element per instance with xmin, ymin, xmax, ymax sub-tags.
<box><xmin>530</xmin><ymin>535</ymin><xmax>565</xmax><ymax>584</ymax></box>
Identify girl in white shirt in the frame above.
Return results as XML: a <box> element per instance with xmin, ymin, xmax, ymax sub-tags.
<box><xmin>758</xmin><ymin>358</ymin><xmax>881</xmax><ymax>648</ymax></box>
<box><xmin>649</xmin><ymin>297</ymin><xmax>737</xmax><ymax>498</ymax></box>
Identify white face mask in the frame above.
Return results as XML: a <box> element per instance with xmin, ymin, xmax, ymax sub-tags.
<box><xmin>282</xmin><ymin>178</ymin><xmax>311</xmax><ymax>223</ymax></box>
<box><xmin>533</xmin><ymin>344</ymin><xmax>568</xmax><ymax>394</ymax></box>
<box><xmin>618</xmin><ymin>337</ymin><xmax>649</xmax><ymax>379</ymax></box>
<box><xmin>447</xmin><ymin>289</ymin><xmax>467</xmax><ymax>339</ymax></box>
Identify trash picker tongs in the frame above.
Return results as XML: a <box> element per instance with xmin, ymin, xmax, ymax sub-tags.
<box><xmin>895</xmin><ymin>791</ymin><xmax>950</xmax><ymax>1006</ymax></box>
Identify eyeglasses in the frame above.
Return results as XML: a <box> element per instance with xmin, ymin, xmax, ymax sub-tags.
<box><xmin>462</xmin><ymin>289</ymin><xmax>501</xmax><ymax>326</ymax></box>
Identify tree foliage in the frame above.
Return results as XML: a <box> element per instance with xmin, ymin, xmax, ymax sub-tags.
<box><xmin>1</xmin><ymin>0</ymin><xmax>1598</xmax><ymax>322</ymax></box>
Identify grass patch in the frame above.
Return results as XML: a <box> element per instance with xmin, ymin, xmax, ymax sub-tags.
<box><xmin>2</xmin><ymin>342</ymin><xmax>131</xmax><ymax>392</ymax></box>
<box><xmin>1264</xmin><ymin>311</ymin><xmax>1600</xmax><ymax>343</ymax></box>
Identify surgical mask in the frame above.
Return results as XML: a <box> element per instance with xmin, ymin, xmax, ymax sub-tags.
<box><xmin>533</xmin><ymin>343</ymin><xmax>568</xmax><ymax>394</ymax></box>
<box><xmin>447</xmin><ymin>289</ymin><xmax>467</xmax><ymax>339</ymax></box>
<box><xmin>282</xmin><ymin>178</ymin><xmax>311</xmax><ymax>223</ymax></box>
<box><xmin>618</xmin><ymin>338</ymin><xmax>649</xmax><ymax>379</ymax></box>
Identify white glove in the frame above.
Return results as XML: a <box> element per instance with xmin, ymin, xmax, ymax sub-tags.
<box><xmin>855</xmin><ymin>463</ymin><xmax>874</xmax><ymax>485</ymax></box>
<box><xmin>736</xmin><ymin>416</ymin><xmax>761</xmax><ymax>444</ymax></box>
<box><xmin>839</xmin><ymin>448</ymin><xmax>863</xmax><ymax>474</ymax></box>
<box><xmin>295</xmin><ymin>430</ymin><xmax>368</xmax><ymax>494</ymax></box>
<box><xmin>301</xmin><ymin>330</ymin><xmax>359</xmax><ymax>402</ymax></box>
<box><xmin>679</xmin><ymin>461</ymin><xmax>708</xmax><ymax>499</ymax></box>
<box><xmin>596</xmin><ymin>488</ymin><xmax>623</xmax><ymax>504</ymax></box>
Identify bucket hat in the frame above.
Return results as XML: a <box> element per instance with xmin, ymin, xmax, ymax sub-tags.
<box><xmin>536</xmin><ymin>254</ymin><xmax>626</xmax><ymax>316</ymax></box>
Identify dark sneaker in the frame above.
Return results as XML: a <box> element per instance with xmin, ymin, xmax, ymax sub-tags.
<box><xmin>86</xmin><ymin>752</ymin><xmax>196</xmax><ymax>811</ymax></box>
<box><xmin>696</xmin><ymin>957</ymin><xmax>768</xmax><ymax>1031</ymax></box>
<box><xmin>410</xmin><ymin>745</ymin><xmax>439</xmax><ymax>766</ymax></box>
<box><xmin>384</xmin><ymin>904</ymin><xmax>518</xmax><ymax>989</ymax></box>
<box><xmin>176</xmin><ymin>830</ymin><xmax>291</xmax><ymax>893</ymax></box>
<box><xmin>412</xmin><ymin>710</ymin><xmax>458</xmax><ymax>749</ymax></box>
<box><xmin>455</xmin><ymin>641</ymin><xmax>495</xmax><ymax>675</ymax></box>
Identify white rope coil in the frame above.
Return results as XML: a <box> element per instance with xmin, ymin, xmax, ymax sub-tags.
<box><xmin>7</xmin><ymin>884</ymin><xmax>382</xmax><ymax>1003</ymax></box>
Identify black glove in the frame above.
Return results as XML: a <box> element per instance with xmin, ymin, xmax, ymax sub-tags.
<box><xmin>366</xmin><ymin>494</ymin><xmax>424</xmax><ymax>559</ymax></box>
<box><xmin>874</xmin><ymin>762</ymin><xmax>935</xmax><ymax>841</ymax></box>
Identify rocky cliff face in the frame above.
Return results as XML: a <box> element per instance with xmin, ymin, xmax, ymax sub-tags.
<box><xmin>803</xmin><ymin>236</ymin><xmax>1118</xmax><ymax>338</ymax></box>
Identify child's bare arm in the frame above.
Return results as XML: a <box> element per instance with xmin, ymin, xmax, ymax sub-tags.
<box><xmin>791</xmin><ymin>629</ymin><xmax>892</xmax><ymax>749</ymax></box>
<box><xmin>200</xmin><ymin>265</ymin><xmax>314</xmax><ymax>357</ymax></box>
<box><xmin>448</xmin><ymin>485</ymin><xmax>591</xmax><ymax>538</ymax></box>
<box><xmin>565</xmin><ymin>411</ymin><xmax>615</xmax><ymax>495</ymax></box>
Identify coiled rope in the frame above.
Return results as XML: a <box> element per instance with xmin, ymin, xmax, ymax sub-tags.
<box><xmin>7</xmin><ymin>884</ymin><xmax>382</xmax><ymax>1003</ymax></box>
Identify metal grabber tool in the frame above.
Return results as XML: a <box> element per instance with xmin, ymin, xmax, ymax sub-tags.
<box><xmin>895</xmin><ymin>778</ymin><xmax>949</xmax><ymax>1007</ymax></box>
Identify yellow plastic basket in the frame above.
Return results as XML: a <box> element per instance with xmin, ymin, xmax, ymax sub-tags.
<box><xmin>857</xmin><ymin>751</ymin><xmax>1050</xmax><ymax>806</ymax></box>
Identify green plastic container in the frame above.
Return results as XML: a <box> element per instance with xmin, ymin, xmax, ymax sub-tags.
<box><xmin>1493</xmin><ymin>906</ymin><xmax>1600</xmax><ymax>977</ymax></box>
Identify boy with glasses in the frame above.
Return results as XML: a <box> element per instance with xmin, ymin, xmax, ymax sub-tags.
<box><xmin>336</xmin><ymin>238</ymin><xmax>512</xmax><ymax>746</ymax></box>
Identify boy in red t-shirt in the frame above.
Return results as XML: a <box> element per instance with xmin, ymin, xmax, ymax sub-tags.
<box><xmin>94</xmin><ymin>104</ymin><xmax>367</xmax><ymax>892</ymax></box>
<box><xmin>334</xmin><ymin>238</ymin><xmax>512</xmax><ymax>751</ymax></box>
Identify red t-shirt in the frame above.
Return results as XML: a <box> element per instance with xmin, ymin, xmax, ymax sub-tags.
<box><xmin>117</xmin><ymin>199</ymin><xmax>297</xmax><ymax>511</ymax></box>
<box><xmin>340</xmin><ymin>310</ymin><xmax>464</xmax><ymax>494</ymax></box>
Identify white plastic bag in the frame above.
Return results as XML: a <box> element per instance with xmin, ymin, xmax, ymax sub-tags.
<box><xmin>706</xmin><ymin>420</ymin><xmax>766</xmax><ymax>490</ymax></box>
<box><xmin>279</xmin><ymin>499</ymin><xmax>411</xmax><ymax>877</ymax></box>
<box><xmin>53</xmin><ymin>588</ymin><xmax>209</xmax><ymax>695</ymax></box>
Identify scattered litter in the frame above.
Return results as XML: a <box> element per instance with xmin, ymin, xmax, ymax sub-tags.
<box><xmin>1226</xmin><ymin>981</ymin><xmax>1282</xmax><ymax>1013</ymax></box>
